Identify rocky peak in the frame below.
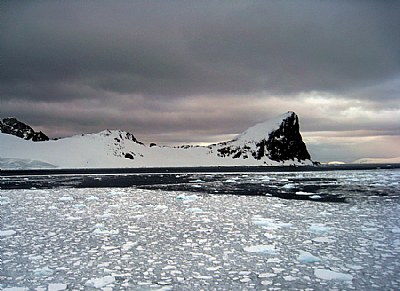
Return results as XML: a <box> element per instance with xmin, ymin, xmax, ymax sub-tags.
<box><xmin>214</xmin><ymin>111</ymin><xmax>311</xmax><ymax>163</ymax></box>
<box><xmin>0</xmin><ymin>117</ymin><xmax>49</xmax><ymax>142</ymax></box>
<box><xmin>265</xmin><ymin>111</ymin><xmax>311</xmax><ymax>162</ymax></box>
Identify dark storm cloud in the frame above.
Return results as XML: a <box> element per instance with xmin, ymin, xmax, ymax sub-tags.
<box><xmin>1</xmin><ymin>1</ymin><xmax>400</xmax><ymax>102</ymax></box>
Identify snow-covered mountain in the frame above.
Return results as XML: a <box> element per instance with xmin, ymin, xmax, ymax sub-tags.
<box><xmin>0</xmin><ymin>112</ymin><xmax>313</xmax><ymax>169</ymax></box>
<box><xmin>353</xmin><ymin>157</ymin><xmax>400</xmax><ymax>164</ymax></box>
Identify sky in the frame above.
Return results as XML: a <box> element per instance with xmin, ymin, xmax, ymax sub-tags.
<box><xmin>1</xmin><ymin>1</ymin><xmax>400</xmax><ymax>163</ymax></box>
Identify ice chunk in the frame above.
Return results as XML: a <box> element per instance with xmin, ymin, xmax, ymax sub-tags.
<box><xmin>2</xmin><ymin>288</ymin><xmax>29</xmax><ymax>291</ymax></box>
<box><xmin>93</xmin><ymin>228</ymin><xmax>119</xmax><ymax>235</ymax></box>
<box><xmin>309</xmin><ymin>224</ymin><xmax>331</xmax><ymax>233</ymax></box>
<box><xmin>310</xmin><ymin>195</ymin><xmax>322</xmax><ymax>200</ymax></box>
<box><xmin>185</xmin><ymin>207</ymin><xmax>205</xmax><ymax>213</ymax></box>
<box><xmin>391</xmin><ymin>227</ymin><xmax>400</xmax><ymax>233</ymax></box>
<box><xmin>85</xmin><ymin>276</ymin><xmax>115</xmax><ymax>288</ymax></box>
<box><xmin>297</xmin><ymin>251</ymin><xmax>321</xmax><ymax>263</ymax></box>
<box><xmin>0</xmin><ymin>197</ymin><xmax>10</xmax><ymax>205</ymax></box>
<box><xmin>243</xmin><ymin>244</ymin><xmax>277</xmax><ymax>254</ymax></box>
<box><xmin>33</xmin><ymin>267</ymin><xmax>54</xmax><ymax>276</ymax></box>
<box><xmin>282</xmin><ymin>183</ymin><xmax>296</xmax><ymax>189</ymax></box>
<box><xmin>58</xmin><ymin>196</ymin><xmax>74</xmax><ymax>201</ymax></box>
<box><xmin>0</xmin><ymin>229</ymin><xmax>16</xmax><ymax>236</ymax></box>
<box><xmin>252</xmin><ymin>217</ymin><xmax>291</xmax><ymax>229</ymax></box>
<box><xmin>154</xmin><ymin>205</ymin><xmax>168</xmax><ymax>211</ymax></box>
<box><xmin>314</xmin><ymin>269</ymin><xmax>353</xmax><ymax>281</ymax></box>
<box><xmin>86</xmin><ymin>195</ymin><xmax>99</xmax><ymax>200</ymax></box>
<box><xmin>175</xmin><ymin>194</ymin><xmax>199</xmax><ymax>202</ymax></box>
<box><xmin>296</xmin><ymin>191</ymin><xmax>314</xmax><ymax>195</ymax></box>
<box><xmin>48</xmin><ymin>283</ymin><xmax>67</xmax><ymax>291</ymax></box>
<box><xmin>312</xmin><ymin>236</ymin><xmax>335</xmax><ymax>243</ymax></box>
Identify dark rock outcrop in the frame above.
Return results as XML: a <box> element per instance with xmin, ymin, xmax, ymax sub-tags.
<box><xmin>0</xmin><ymin>118</ymin><xmax>49</xmax><ymax>142</ymax></box>
<box><xmin>265</xmin><ymin>112</ymin><xmax>311</xmax><ymax>162</ymax></box>
<box><xmin>214</xmin><ymin>112</ymin><xmax>311</xmax><ymax>163</ymax></box>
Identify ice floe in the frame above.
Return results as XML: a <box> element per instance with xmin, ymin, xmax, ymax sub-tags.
<box><xmin>0</xmin><ymin>229</ymin><xmax>16</xmax><ymax>236</ymax></box>
<box><xmin>243</xmin><ymin>244</ymin><xmax>278</xmax><ymax>254</ymax></box>
<box><xmin>314</xmin><ymin>269</ymin><xmax>353</xmax><ymax>281</ymax></box>
<box><xmin>85</xmin><ymin>276</ymin><xmax>115</xmax><ymax>288</ymax></box>
<box><xmin>297</xmin><ymin>251</ymin><xmax>321</xmax><ymax>263</ymax></box>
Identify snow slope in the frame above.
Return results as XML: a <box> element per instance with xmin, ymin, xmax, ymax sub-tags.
<box><xmin>353</xmin><ymin>157</ymin><xmax>400</xmax><ymax>164</ymax></box>
<box><xmin>0</xmin><ymin>112</ymin><xmax>312</xmax><ymax>169</ymax></box>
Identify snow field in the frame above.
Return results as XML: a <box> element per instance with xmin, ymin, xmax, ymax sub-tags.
<box><xmin>1</xmin><ymin>171</ymin><xmax>400</xmax><ymax>290</ymax></box>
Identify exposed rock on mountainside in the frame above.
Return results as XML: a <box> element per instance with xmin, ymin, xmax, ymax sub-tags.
<box><xmin>211</xmin><ymin>112</ymin><xmax>311</xmax><ymax>163</ymax></box>
<box><xmin>266</xmin><ymin>112</ymin><xmax>311</xmax><ymax>162</ymax></box>
<box><xmin>0</xmin><ymin>117</ymin><xmax>49</xmax><ymax>141</ymax></box>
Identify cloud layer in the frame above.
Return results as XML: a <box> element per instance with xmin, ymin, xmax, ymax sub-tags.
<box><xmin>1</xmin><ymin>1</ymin><xmax>400</xmax><ymax>162</ymax></box>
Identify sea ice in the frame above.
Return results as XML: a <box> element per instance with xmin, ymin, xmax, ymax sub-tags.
<box><xmin>314</xmin><ymin>269</ymin><xmax>353</xmax><ymax>281</ymax></box>
<box><xmin>58</xmin><ymin>196</ymin><xmax>74</xmax><ymax>201</ymax></box>
<box><xmin>175</xmin><ymin>194</ymin><xmax>199</xmax><ymax>202</ymax></box>
<box><xmin>85</xmin><ymin>276</ymin><xmax>115</xmax><ymax>288</ymax></box>
<box><xmin>391</xmin><ymin>227</ymin><xmax>400</xmax><ymax>233</ymax></box>
<box><xmin>33</xmin><ymin>267</ymin><xmax>54</xmax><ymax>276</ymax></box>
<box><xmin>0</xmin><ymin>229</ymin><xmax>16</xmax><ymax>236</ymax></box>
<box><xmin>312</xmin><ymin>236</ymin><xmax>335</xmax><ymax>243</ymax></box>
<box><xmin>297</xmin><ymin>251</ymin><xmax>321</xmax><ymax>263</ymax></box>
<box><xmin>47</xmin><ymin>283</ymin><xmax>67</xmax><ymax>291</ymax></box>
<box><xmin>309</xmin><ymin>224</ymin><xmax>331</xmax><ymax>233</ymax></box>
<box><xmin>243</xmin><ymin>244</ymin><xmax>277</xmax><ymax>254</ymax></box>
<box><xmin>252</xmin><ymin>216</ymin><xmax>292</xmax><ymax>229</ymax></box>
<box><xmin>185</xmin><ymin>207</ymin><xmax>205</xmax><ymax>213</ymax></box>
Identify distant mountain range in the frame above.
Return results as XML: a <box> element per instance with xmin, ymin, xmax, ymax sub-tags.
<box><xmin>0</xmin><ymin>112</ymin><xmax>314</xmax><ymax>169</ymax></box>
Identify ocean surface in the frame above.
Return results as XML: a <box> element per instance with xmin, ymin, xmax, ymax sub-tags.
<box><xmin>1</xmin><ymin>167</ymin><xmax>400</xmax><ymax>290</ymax></box>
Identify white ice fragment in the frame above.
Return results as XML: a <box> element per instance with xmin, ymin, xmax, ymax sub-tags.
<box><xmin>310</xmin><ymin>195</ymin><xmax>322</xmax><ymax>199</ymax></box>
<box><xmin>58</xmin><ymin>196</ymin><xmax>74</xmax><ymax>201</ymax></box>
<box><xmin>309</xmin><ymin>224</ymin><xmax>331</xmax><ymax>233</ymax></box>
<box><xmin>190</xmin><ymin>179</ymin><xmax>205</xmax><ymax>183</ymax></box>
<box><xmin>86</xmin><ymin>196</ymin><xmax>99</xmax><ymax>200</ymax></box>
<box><xmin>312</xmin><ymin>236</ymin><xmax>335</xmax><ymax>243</ymax></box>
<box><xmin>185</xmin><ymin>207</ymin><xmax>205</xmax><ymax>213</ymax></box>
<box><xmin>295</xmin><ymin>191</ymin><xmax>314</xmax><ymax>195</ymax></box>
<box><xmin>85</xmin><ymin>276</ymin><xmax>115</xmax><ymax>288</ymax></box>
<box><xmin>48</xmin><ymin>283</ymin><xmax>67</xmax><ymax>291</ymax></box>
<box><xmin>0</xmin><ymin>197</ymin><xmax>10</xmax><ymax>205</ymax></box>
<box><xmin>282</xmin><ymin>183</ymin><xmax>296</xmax><ymax>189</ymax></box>
<box><xmin>314</xmin><ymin>269</ymin><xmax>353</xmax><ymax>281</ymax></box>
<box><xmin>297</xmin><ymin>251</ymin><xmax>321</xmax><ymax>263</ymax></box>
<box><xmin>243</xmin><ymin>244</ymin><xmax>277</xmax><ymax>254</ymax></box>
<box><xmin>0</xmin><ymin>229</ymin><xmax>16</xmax><ymax>236</ymax></box>
<box><xmin>48</xmin><ymin>205</ymin><xmax>58</xmax><ymax>210</ymax></box>
<box><xmin>225</xmin><ymin>179</ymin><xmax>237</xmax><ymax>183</ymax></box>
<box><xmin>73</xmin><ymin>204</ymin><xmax>86</xmax><ymax>209</ymax></box>
<box><xmin>175</xmin><ymin>194</ymin><xmax>199</xmax><ymax>202</ymax></box>
<box><xmin>122</xmin><ymin>241</ymin><xmax>137</xmax><ymax>251</ymax></box>
<box><xmin>154</xmin><ymin>205</ymin><xmax>168</xmax><ymax>211</ymax></box>
<box><xmin>33</xmin><ymin>266</ymin><xmax>54</xmax><ymax>276</ymax></box>
<box><xmin>252</xmin><ymin>217</ymin><xmax>291</xmax><ymax>229</ymax></box>
<box><xmin>2</xmin><ymin>288</ymin><xmax>29</xmax><ymax>291</ymax></box>
<box><xmin>391</xmin><ymin>227</ymin><xmax>400</xmax><ymax>233</ymax></box>
<box><xmin>258</xmin><ymin>272</ymin><xmax>277</xmax><ymax>278</ymax></box>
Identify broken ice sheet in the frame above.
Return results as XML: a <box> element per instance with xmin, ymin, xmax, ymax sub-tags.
<box><xmin>243</xmin><ymin>244</ymin><xmax>278</xmax><ymax>254</ymax></box>
<box><xmin>314</xmin><ymin>269</ymin><xmax>353</xmax><ymax>281</ymax></box>
<box><xmin>297</xmin><ymin>251</ymin><xmax>321</xmax><ymax>263</ymax></box>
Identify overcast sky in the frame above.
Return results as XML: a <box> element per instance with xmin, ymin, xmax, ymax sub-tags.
<box><xmin>1</xmin><ymin>1</ymin><xmax>400</xmax><ymax>162</ymax></box>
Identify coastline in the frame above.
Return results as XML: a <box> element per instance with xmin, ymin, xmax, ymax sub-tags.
<box><xmin>1</xmin><ymin>163</ymin><xmax>399</xmax><ymax>176</ymax></box>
